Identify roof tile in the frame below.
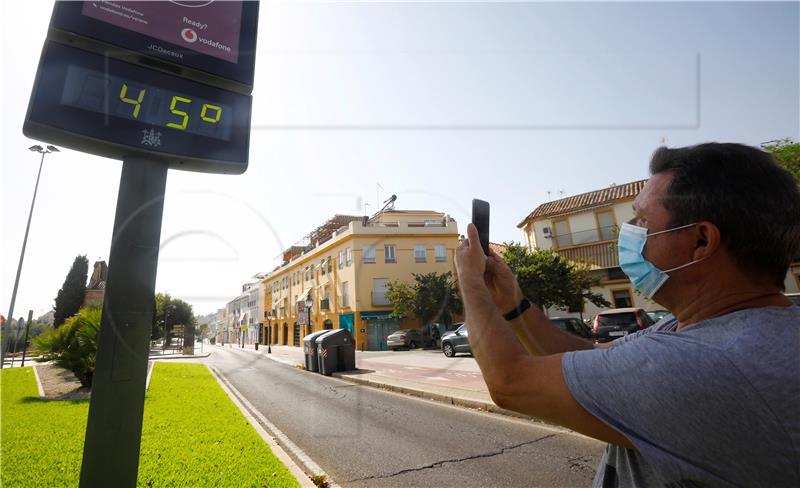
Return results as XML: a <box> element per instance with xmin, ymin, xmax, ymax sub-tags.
<box><xmin>517</xmin><ymin>179</ymin><xmax>647</xmax><ymax>227</ymax></box>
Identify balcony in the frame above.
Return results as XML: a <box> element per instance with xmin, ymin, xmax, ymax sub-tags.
<box><xmin>372</xmin><ymin>291</ymin><xmax>391</xmax><ymax>306</ymax></box>
<box><xmin>550</xmin><ymin>225</ymin><xmax>618</xmax><ymax>250</ymax></box>
<box><xmin>556</xmin><ymin>241</ymin><xmax>619</xmax><ymax>269</ymax></box>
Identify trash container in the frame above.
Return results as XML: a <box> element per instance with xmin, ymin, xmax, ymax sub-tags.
<box><xmin>316</xmin><ymin>328</ymin><xmax>356</xmax><ymax>376</ymax></box>
<box><xmin>303</xmin><ymin>330</ymin><xmax>330</xmax><ymax>373</ymax></box>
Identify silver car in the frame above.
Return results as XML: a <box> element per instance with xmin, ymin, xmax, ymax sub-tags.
<box><xmin>386</xmin><ymin>329</ymin><xmax>430</xmax><ymax>350</ymax></box>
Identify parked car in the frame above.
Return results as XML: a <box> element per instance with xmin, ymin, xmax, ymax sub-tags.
<box><xmin>441</xmin><ymin>324</ymin><xmax>471</xmax><ymax>357</ymax></box>
<box><xmin>786</xmin><ymin>293</ymin><xmax>800</xmax><ymax>306</ymax></box>
<box><xmin>592</xmin><ymin>307</ymin><xmax>656</xmax><ymax>343</ymax></box>
<box><xmin>386</xmin><ymin>329</ymin><xmax>432</xmax><ymax>350</ymax></box>
<box><xmin>429</xmin><ymin>322</ymin><xmax>462</xmax><ymax>348</ymax></box>
<box><xmin>647</xmin><ymin>310</ymin><xmax>670</xmax><ymax>322</ymax></box>
<box><xmin>550</xmin><ymin>317</ymin><xmax>595</xmax><ymax>339</ymax></box>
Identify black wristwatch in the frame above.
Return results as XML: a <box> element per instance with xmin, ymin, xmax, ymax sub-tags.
<box><xmin>503</xmin><ymin>297</ymin><xmax>531</xmax><ymax>321</ymax></box>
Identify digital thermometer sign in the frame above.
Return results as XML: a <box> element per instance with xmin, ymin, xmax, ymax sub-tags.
<box><xmin>61</xmin><ymin>65</ymin><xmax>233</xmax><ymax>141</ymax></box>
<box><xmin>25</xmin><ymin>41</ymin><xmax>251</xmax><ymax>173</ymax></box>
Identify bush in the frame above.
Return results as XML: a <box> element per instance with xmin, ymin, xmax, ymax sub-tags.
<box><xmin>34</xmin><ymin>306</ymin><xmax>101</xmax><ymax>387</ymax></box>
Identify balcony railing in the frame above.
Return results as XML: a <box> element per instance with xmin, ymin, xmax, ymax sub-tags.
<box><xmin>556</xmin><ymin>241</ymin><xmax>619</xmax><ymax>269</ymax></box>
<box><xmin>550</xmin><ymin>225</ymin><xmax>618</xmax><ymax>249</ymax></box>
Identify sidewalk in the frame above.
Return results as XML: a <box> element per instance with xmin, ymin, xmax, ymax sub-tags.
<box><xmin>218</xmin><ymin>343</ymin><xmax>535</xmax><ymax>421</ymax></box>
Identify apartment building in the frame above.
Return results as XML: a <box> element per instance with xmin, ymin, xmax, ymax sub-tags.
<box><xmin>263</xmin><ymin>210</ymin><xmax>460</xmax><ymax>351</ymax></box>
<box><xmin>517</xmin><ymin>180</ymin><xmax>658</xmax><ymax>317</ymax></box>
<box><xmin>223</xmin><ymin>279</ymin><xmax>262</xmax><ymax>346</ymax></box>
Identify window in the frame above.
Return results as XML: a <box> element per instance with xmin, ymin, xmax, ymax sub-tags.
<box><xmin>363</xmin><ymin>245</ymin><xmax>376</xmax><ymax>263</ymax></box>
<box><xmin>327</xmin><ymin>257</ymin><xmax>333</xmax><ymax>274</ymax></box>
<box><xmin>553</xmin><ymin>219</ymin><xmax>573</xmax><ymax>248</ymax></box>
<box><xmin>384</xmin><ymin>244</ymin><xmax>396</xmax><ymax>263</ymax></box>
<box><xmin>415</xmin><ymin>245</ymin><xmax>427</xmax><ymax>263</ymax></box>
<box><xmin>612</xmin><ymin>289</ymin><xmax>633</xmax><ymax>308</ymax></box>
<box><xmin>434</xmin><ymin>244</ymin><xmax>447</xmax><ymax>262</ymax></box>
<box><xmin>342</xmin><ymin>282</ymin><xmax>350</xmax><ymax>307</ymax></box>
<box><xmin>596</xmin><ymin>210</ymin><xmax>616</xmax><ymax>241</ymax></box>
<box><xmin>321</xmin><ymin>259</ymin><xmax>326</xmax><ymax>275</ymax></box>
<box><xmin>346</xmin><ymin>247</ymin><xmax>352</xmax><ymax>266</ymax></box>
<box><xmin>372</xmin><ymin>278</ymin><xmax>390</xmax><ymax>306</ymax></box>
<box><xmin>338</xmin><ymin>250</ymin><xmax>344</xmax><ymax>269</ymax></box>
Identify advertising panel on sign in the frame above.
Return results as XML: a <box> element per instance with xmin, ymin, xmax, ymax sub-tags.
<box><xmin>51</xmin><ymin>1</ymin><xmax>258</xmax><ymax>93</ymax></box>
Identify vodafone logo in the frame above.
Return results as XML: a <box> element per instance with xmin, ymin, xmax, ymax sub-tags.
<box><xmin>180</xmin><ymin>28</ymin><xmax>198</xmax><ymax>43</ymax></box>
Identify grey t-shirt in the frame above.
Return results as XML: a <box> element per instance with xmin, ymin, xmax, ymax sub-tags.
<box><xmin>562</xmin><ymin>306</ymin><xmax>800</xmax><ymax>487</ymax></box>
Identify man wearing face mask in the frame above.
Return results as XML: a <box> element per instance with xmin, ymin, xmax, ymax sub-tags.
<box><xmin>456</xmin><ymin>143</ymin><xmax>800</xmax><ymax>488</ymax></box>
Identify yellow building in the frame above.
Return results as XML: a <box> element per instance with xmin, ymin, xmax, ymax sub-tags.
<box><xmin>517</xmin><ymin>180</ymin><xmax>660</xmax><ymax>317</ymax></box>
<box><xmin>263</xmin><ymin>210</ymin><xmax>460</xmax><ymax>351</ymax></box>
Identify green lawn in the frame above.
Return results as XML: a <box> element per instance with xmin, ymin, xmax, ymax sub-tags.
<box><xmin>1</xmin><ymin>363</ymin><xmax>300</xmax><ymax>487</ymax></box>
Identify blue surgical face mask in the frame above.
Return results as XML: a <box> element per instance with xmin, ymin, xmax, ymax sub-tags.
<box><xmin>617</xmin><ymin>222</ymin><xmax>704</xmax><ymax>299</ymax></box>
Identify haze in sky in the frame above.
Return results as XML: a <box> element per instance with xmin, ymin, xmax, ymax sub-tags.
<box><xmin>1</xmin><ymin>1</ymin><xmax>798</xmax><ymax>317</ymax></box>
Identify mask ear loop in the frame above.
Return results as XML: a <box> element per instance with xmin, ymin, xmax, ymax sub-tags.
<box><xmin>646</xmin><ymin>222</ymin><xmax>699</xmax><ymax>237</ymax></box>
<box><xmin>663</xmin><ymin>256</ymin><xmax>707</xmax><ymax>274</ymax></box>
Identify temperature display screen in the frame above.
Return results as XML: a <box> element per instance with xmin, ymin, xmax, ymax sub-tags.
<box><xmin>61</xmin><ymin>65</ymin><xmax>233</xmax><ymax>141</ymax></box>
<box><xmin>25</xmin><ymin>41</ymin><xmax>251</xmax><ymax>173</ymax></box>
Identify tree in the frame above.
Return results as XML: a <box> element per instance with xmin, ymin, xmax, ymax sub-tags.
<box><xmin>501</xmin><ymin>242</ymin><xmax>610</xmax><ymax>313</ymax></box>
<box><xmin>763</xmin><ymin>138</ymin><xmax>800</xmax><ymax>181</ymax></box>
<box><xmin>386</xmin><ymin>272</ymin><xmax>463</xmax><ymax>327</ymax></box>
<box><xmin>35</xmin><ymin>305</ymin><xmax>101</xmax><ymax>387</ymax></box>
<box><xmin>385</xmin><ymin>281</ymin><xmax>415</xmax><ymax>319</ymax></box>
<box><xmin>151</xmin><ymin>293</ymin><xmax>196</xmax><ymax>344</ymax></box>
<box><xmin>53</xmin><ymin>255</ymin><xmax>89</xmax><ymax>327</ymax></box>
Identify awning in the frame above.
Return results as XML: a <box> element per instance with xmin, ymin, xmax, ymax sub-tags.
<box><xmin>296</xmin><ymin>288</ymin><xmax>312</xmax><ymax>303</ymax></box>
<box><xmin>360</xmin><ymin>311</ymin><xmax>395</xmax><ymax>320</ymax></box>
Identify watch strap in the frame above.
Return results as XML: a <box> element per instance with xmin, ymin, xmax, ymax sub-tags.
<box><xmin>503</xmin><ymin>297</ymin><xmax>531</xmax><ymax>321</ymax></box>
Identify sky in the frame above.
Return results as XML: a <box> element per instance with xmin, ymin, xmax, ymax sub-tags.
<box><xmin>1</xmin><ymin>1</ymin><xmax>798</xmax><ymax>318</ymax></box>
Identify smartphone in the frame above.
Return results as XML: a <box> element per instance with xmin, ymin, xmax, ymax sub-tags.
<box><xmin>471</xmin><ymin>199</ymin><xmax>490</xmax><ymax>255</ymax></box>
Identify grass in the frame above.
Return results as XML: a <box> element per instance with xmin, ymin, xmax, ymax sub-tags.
<box><xmin>1</xmin><ymin>363</ymin><xmax>300</xmax><ymax>487</ymax></box>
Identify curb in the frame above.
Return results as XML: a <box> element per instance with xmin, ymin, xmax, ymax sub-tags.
<box><xmin>206</xmin><ymin>365</ymin><xmax>333</xmax><ymax>488</ymax></box>
<box><xmin>148</xmin><ymin>352</ymin><xmax>211</xmax><ymax>360</ymax></box>
<box><xmin>332</xmin><ymin>372</ymin><xmax>535</xmax><ymax>421</ymax></box>
<box><xmin>32</xmin><ymin>365</ymin><xmax>46</xmax><ymax>398</ymax></box>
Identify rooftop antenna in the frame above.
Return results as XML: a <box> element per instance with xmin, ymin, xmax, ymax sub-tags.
<box><xmin>546</xmin><ymin>190</ymin><xmax>551</xmax><ymax>201</ymax></box>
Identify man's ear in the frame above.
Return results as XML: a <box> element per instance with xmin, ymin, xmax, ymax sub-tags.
<box><xmin>693</xmin><ymin>221</ymin><xmax>720</xmax><ymax>260</ymax></box>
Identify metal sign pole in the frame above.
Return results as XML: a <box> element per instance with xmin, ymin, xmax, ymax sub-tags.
<box><xmin>20</xmin><ymin>310</ymin><xmax>33</xmax><ymax>367</ymax></box>
<box><xmin>79</xmin><ymin>158</ymin><xmax>168</xmax><ymax>488</ymax></box>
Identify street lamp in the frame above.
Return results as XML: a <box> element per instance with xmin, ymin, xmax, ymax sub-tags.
<box><xmin>266</xmin><ymin>311</ymin><xmax>273</xmax><ymax>354</ymax></box>
<box><xmin>305</xmin><ymin>295</ymin><xmax>313</xmax><ymax>337</ymax></box>
<box><xmin>2</xmin><ymin>145</ymin><xmax>58</xmax><ymax>369</ymax></box>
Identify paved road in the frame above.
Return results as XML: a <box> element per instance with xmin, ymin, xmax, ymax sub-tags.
<box><xmin>202</xmin><ymin>347</ymin><xmax>605</xmax><ymax>487</ymax></box>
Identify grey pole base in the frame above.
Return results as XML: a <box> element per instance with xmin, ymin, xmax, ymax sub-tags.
<box><xmin>79</xmin><ymin>158</ymin><xmax>168</xmax><ymax>488</ymax></box>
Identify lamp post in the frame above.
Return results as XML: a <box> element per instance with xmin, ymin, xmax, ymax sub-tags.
<box><xmin>2</xmin><ymin>145</ymin><xmax>58</xmax><ymax>369</ymax></box>
<box><xmin>266</xmin><ymin>312</ymin><xmax>273</xmax><ymax>354</ymax></box>
<box><xmin>305</xmin><ymin>295</ymin><xmax>313</xmax><ymax>337</ymax></box>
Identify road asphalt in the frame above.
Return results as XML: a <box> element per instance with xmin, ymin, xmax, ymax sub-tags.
<box><xmin>221</xmin><ymin>343</ymin><xmax>561</xmax><ymax>421</ymax></box>
<box><xmin>204</xmin><ymin>345</ymin><xmax>604</xmax><ymax>487</ymax></box>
